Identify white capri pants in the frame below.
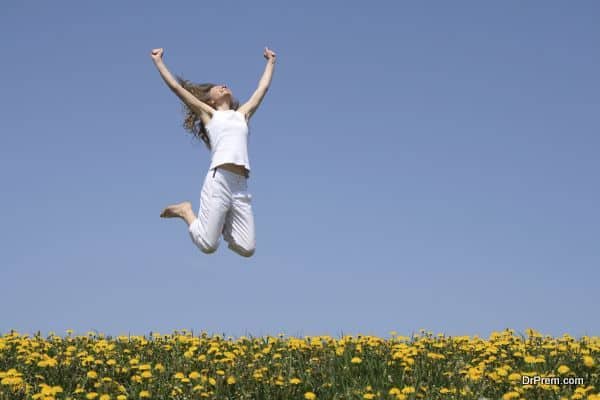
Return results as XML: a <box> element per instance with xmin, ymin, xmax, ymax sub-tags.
<box><xmin>188</xmin><ymin>167</ymin><xmax>256</xmax><ymax>257</ymax></box>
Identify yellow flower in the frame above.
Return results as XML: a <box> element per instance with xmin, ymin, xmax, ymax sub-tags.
<box><xmin>116</xmin><ymin>396</ymin><xmax>127</xmax><ymax>400</ymax></box>
<box><xmin>351</xmin><ymin>357</ymin><xmax>362</xmax><ymax>364</ymax></box>
<box><xmin>508</xmin><ymin>373</ymin><xmax>521</xmax><ymax>382</ymax></box>
<box><xmin>139</xmin><ymin>390</ymin><xmax>151</xmax><ymax>398</ymax></box>
<box><xmin>427</xmin><ymin>352</ymin><xmax>445</xmax><ymax>360</ymax></box>
<box><xmin>141</xmin><ymin>371</ymin><xmax>152</xmax><ymax>379</ymax></box>
<box><xmin>467</xmin><ymin>367</ymin><xmax>482</xmax><ymax>381</ymax></box>
<box><xmin>174</xmin><ymin>372</ymin><xmax>185</xmax><ymax>380</ymax></box>
<box><xmin>363</xmin><ymin>394</ymin><xmax>375</xmax><ymax>399</ymax></box>
<box><xmin>502</xmin><ymin>391</ymin><xmax>520</xmax><ymax>400</ymax></box>
<box><xmin>275</xmin><ymin>377</ymin><xmax>285</xmax><ymax>386</ymax></box>
<box><xmin>87</xmin><ymin>371</ymin><xmax>98</xmax><ymax>379</ymax></box>
<box><xmin>389</xmin><ymin>388</ymin><xmax>401</xmax><ymax>395</ymax></box>
<box><xmin>401</xmin><ymin>386</ymin><xmax>415</xmax><ymax>394</ymax></box>
<box><xmin>227</xmin><ymin>376</ymin><xmax>236</xmax><ymax>385</ymax></box>
<box><xmin>304</xmin><ymin>392</ymin><xmax>317</xmax><ymax>400</ymax></box>
<box><xmin>290</xmin><ymin>378</ymin><xmax>301</xmax><ymax>385</ymax></box>
<box><xmin>189</xmin><ymin>371</ymin><xmax>201</xmax><ymax>380</ymax></box>
<box><xmin>100</xmin><ymin>395</ymin><xmax>110</xmax><ymax>400</ymax></box>
<box><xmin>557</xmin><ymin>365</ymin><xmax>570</xmax><ymax>375</ymax></box>
<box><xmin>525</xmin><ymin>328</ymin><xmax>542</xmax><ymax>337</ymax></box>
<box><xmin>583</xmin><ymin>356</ymin><xmax>595</xmax><ymax>367</ymax></box>
<box><xmin>86</xmin><ymin>393</ymin><xmax>98</xmax><ymax>400</ymax></box>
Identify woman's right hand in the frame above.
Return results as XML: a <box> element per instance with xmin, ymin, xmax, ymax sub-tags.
<box><xmin>150</xmin><ymin>48</ymin><xmax>164</xmax><ymax>63</ymax></box>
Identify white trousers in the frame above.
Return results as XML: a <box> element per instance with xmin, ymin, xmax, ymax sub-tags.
<box><xmin>188</xmin><ymin>167</ymin><xmax>256</xmax><ymax>257</ymax></box>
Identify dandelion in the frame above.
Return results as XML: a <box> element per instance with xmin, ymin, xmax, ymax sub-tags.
<box><xmin>304</xmin><ymin>392</ymin><xmax>317</xmax><ymax>400</ymax></box>
<box><xmin>139</xmin><ymin>390</ymin><xmax>151</xmax><ymax>398</ymax></box>
<box><xmin>174</xmin><ymin>372</ymin><xmax>185</xmax><ymax>380</ymax></box>
<box><xmin>227</xmin><ymin>376</ymin><xmax>236</xmax><ymax>385</ymax></box>
<box><xmin>557</xmin><ymin>365</ymin><xmax>570</xmax><ymax>375</ymax></box>
<box><xmin>427</xmin><ymin>352</ymin><xmax>445</xmax><ymax>360</ymax></box>
<box><xmin>502</xmin><ymin>392</ymin><xmax>520</xmax><ymax>400</ymax></box>
<box><xmin>189</xmin><ymin>371</ymin><xmax>201</xmax><ymax>380</ymax></box>
<box><xmin>583</xmin><ymin>356</ymin><xmax>595</xmax><ymax>367</ymax></box>
<box><xmin>351</xmin><ymin>357</ymin><xmax>362</xmax><ymax>364</ymax></box>
<box><xmin>508</xmin><ymin>373</ymin><xmax>521</xmax><ymax>382</ymax></box>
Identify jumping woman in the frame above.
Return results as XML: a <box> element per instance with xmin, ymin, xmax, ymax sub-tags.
<box><xmin>150</xmin><ymin>46</ymin><xmax>276</xmax><ymax>257</ymax></box>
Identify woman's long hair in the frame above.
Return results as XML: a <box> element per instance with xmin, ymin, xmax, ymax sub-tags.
<box><xmin>175</xmin><ymin>76</ymin><xmax>240</xmax><ymax>150</ymax></box>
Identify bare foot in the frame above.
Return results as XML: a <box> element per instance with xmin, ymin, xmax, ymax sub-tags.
<box><xmin>160</xmin><ymin>201</ymin><xmax>192</xmax><ymax>219</ymax></box>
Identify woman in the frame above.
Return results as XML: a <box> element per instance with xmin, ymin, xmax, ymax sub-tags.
<box><xmin>150</xmin><ymin>46</ymin><xmax>276</xmax><ymax>257</ymax></box>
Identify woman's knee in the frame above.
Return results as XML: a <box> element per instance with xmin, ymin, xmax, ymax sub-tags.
<box><xmin>200</xmin><ymin>242</ymin><xmax>219</xmax><ymax>254</ymax></box>
<box><xmin>229</xmin><ymin>242</ymin><xmax>255</xmax><ymax>257</ymax></box>
<box><xmin>189</xmin><ymin>231</ymin><xmax>220</xmax><ymax>254</ymax></box>
<box><xmin>238</xmin><ymin>247</ymin><xmax>255</xmax><ymax>257</ymax></box>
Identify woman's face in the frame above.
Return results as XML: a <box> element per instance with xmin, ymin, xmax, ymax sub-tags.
<box><xmin>209</xmin><ymin>84</ymin><xmax>232</xmax><ymax>105</ymax></box>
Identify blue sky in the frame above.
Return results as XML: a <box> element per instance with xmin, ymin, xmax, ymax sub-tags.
<box><xmin>1</xmin><ymin>1</ymin><xmax>598</xmax><ymax>339</ymax></box>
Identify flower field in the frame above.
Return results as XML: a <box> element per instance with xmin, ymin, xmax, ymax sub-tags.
<box><xmin>0</xmin><ymin>328</ymin><xmax>598</xmax><ymax>400</ymax></box>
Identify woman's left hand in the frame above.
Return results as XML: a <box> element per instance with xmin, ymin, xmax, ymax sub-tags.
<box><xmin>264</xmin><ymin>47</ymin><xmax>277</xmax><ymax>60</ymax></box>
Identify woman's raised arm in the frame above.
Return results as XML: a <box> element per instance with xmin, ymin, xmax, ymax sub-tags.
<box><xmin>238</xmin><ymin>47</ymin><xmax>277</xmax><ymax>120</ymax></box>
<box><xmin>150</xmin><ymin>48</ymin><xmax>215</xmax><ymax>117</ymax></box>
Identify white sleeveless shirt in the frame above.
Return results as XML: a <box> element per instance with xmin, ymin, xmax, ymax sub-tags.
<box><xmin>206</xmin><ymin>109</ymin><xmax>251</xmax><ymax>172</ymax></box>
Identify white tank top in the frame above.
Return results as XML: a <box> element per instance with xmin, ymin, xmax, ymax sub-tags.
<box><xmin>206</xmin><ymin>109</ymin><xmax>251</xmax><ymax>172</ymax></box>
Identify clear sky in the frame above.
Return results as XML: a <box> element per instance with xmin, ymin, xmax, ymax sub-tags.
<box><xmin>1</xmin><ymin>1</ymin><xmax>598</xmax><ymax>339</ymax></box>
